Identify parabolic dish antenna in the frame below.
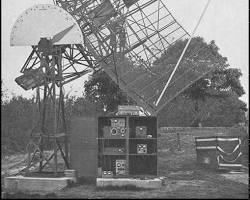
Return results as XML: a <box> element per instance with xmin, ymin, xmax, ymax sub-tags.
<box><xmin>10</xmin><ymin>4</ymin><xmax>83</xmax><ymax>46</ymax></box>
<box><xmin>54</xmin><ymin>0</ymin><xmax>215</xmax><ymax>115</ymax></box>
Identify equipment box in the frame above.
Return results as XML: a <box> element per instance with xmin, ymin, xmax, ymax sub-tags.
<box><xmin>195</xmin><ymin>136</ymin><xmax>242</xmax><ymax>171</ymax></box>
<box><xmin>97</xmin><ymin>116</ymin><xmax>158</xmax><ymax>178</ymax></box>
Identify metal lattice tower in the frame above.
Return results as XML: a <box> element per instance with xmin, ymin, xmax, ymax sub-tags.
<box><xmin>10</xmin><ymin>4</ymin><xmax>95</xmax><ymax>174</ymax></box>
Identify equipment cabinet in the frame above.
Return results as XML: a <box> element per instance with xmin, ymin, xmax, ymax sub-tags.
<box><xmin>97</xmin><ymin>115</ymin><xmax>158</xmax><ymax>178</ymax></box>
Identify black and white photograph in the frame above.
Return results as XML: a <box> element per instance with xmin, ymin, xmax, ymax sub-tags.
<box><xmin>1</xmin><ymin>0</ymin><xmax>249</xmax><ymax>199</ymax></box>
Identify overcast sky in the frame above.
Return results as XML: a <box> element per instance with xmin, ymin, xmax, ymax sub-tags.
<box><xmin>1</xmin><ymin>0</ymin><xmax>249</xmax><ymax>106</ymax></box>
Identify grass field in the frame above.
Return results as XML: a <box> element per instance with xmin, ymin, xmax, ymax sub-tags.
<box><xmin>2</xmin><ymin>127</ymin><xmax>249</xmax><ymax>199</ymax></box>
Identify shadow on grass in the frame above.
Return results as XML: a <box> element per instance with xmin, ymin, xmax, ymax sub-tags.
<box><xmin>3</xmin><ymin>191</ymin><xmax>58</xmax><ymax>199</ymax></box>
<box><xmin>96</xmin><ymin>184</ymin><xmax>154</xmax><ymax>191</ymax></box>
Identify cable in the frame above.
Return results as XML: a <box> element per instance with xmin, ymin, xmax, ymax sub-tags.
<box><xmin>156</xmin><ymin>0</ymin><xmax>212</xmax><ymax>106</ymax></box>
<box><xmin>112</xmin><ymin>49</ymin><xmax>120</xmax><ymax>88</ymax></box>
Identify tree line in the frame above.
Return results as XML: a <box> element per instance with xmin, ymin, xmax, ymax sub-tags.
<box><xmin>84</xmin><ymin>37</ymin><xmax>247</xmax><ymax>126</ymax></box>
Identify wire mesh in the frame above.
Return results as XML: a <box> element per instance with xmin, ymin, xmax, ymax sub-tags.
<box><xmin>54</xmin><ymin>0</ymin><xmax>217</xmax><ymax>114</ymax></box>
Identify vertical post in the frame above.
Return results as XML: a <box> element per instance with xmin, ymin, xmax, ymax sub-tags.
<box><xmin>216</xmin><ymin>136</ymin><xmax>219</xmax><ymax>169</ymax></box>
<box><xmin>41</xmin><ymin>56</ymin><xmax>50</xmax><ymax>134</ymax></box>
<box><xmin>177</xmin><ymin>132</ymin><xmax>181</xmax><ymax>151</ymax></box>
<box><xmin>126</xmin><ymin>116</ymin><xmax>129</xmax><ymax>176</ymax></box>
<box><xmin>32</xmin><ymin>86</ymin><xmax>42</xmax><ymax>172</ymax></box>
<box><xmin>39</xmin><ymin>137</ymin><xmax>43</xmax><ymax>172</ymax></box>
<box><xmin>58</xmin><ymin>49</ymin><xmax>69</xmax><ymax>168</ymax></box>
<box><xmin>61</xmin><ymin>89</ymin><xmax>69</xmax><ymax>168</ymax></box>
<box><xmin>27</xmin><ymin>149</ymin><xmax>31</xmax><ymax>173</ymax></box>
<box><xmin>52</xmin><ymin>55</ymin><xmax>58</xmax><ymax>175</ymax></box>
<box><xmin>54</xmin><ymin>138</ymin><xmax>58</xmax><ymax>174</ymax></box>
<box><xmin>39</xmin><ymin>57</ymin><xmax>49</xmax><ymax>172</ymax></box>
<box><xmin>36</xmin><ymin>86</ymin><xmax>41</xmax><ymax>119</ymax></box>
<box><xmin>238</xmin><ymin>137</ymin><xmax>242</xmax><ymax>169</ymax></box>
<box><xmin>103</xmin><ymin>139</ymin><xmax>105</xmax><ymax>173</ymax></box>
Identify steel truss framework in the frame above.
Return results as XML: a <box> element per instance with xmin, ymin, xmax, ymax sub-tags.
<box><xmin>11</xmin><ymin>3</ymin><xmax>99</xmax><ymax>175</ymax></box>
<box><xmin>18</xmin><ymin>44</ymin><xmax>95</xmax><ymax>174</ymax></box>
<box><xmin>21</xmin><ymin>45</ymin><xmax>95</xmax><ymax>85</ymax></box>
<box><xmin>54</xmin><ymin>0</ymin><xmax>217</xmax><ymax>115</ymax></box>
